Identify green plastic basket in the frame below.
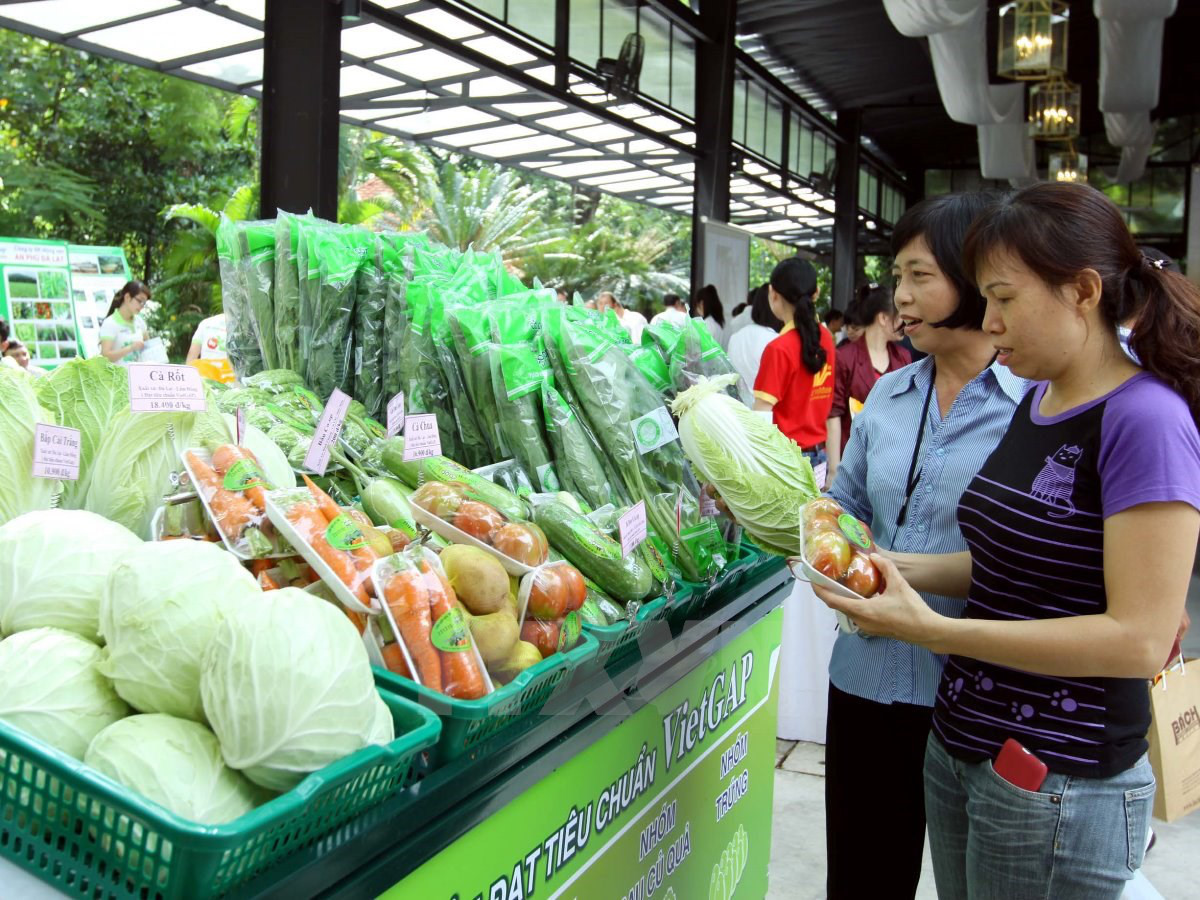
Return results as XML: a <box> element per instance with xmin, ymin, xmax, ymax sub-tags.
<box><xmin>375</xmin><ymin>631</ymin><xmax>599</xmax><ymax>764</ymax></box>
<box><xmin>670</xmin><ymin>542</ymin><xmax>763</xmax><ymax>628</ymax></box>
<box><xmin>583</xmin><ymin>594</ymin><xmax>673</xmax><ymax>670</ymax></box>
<box><xmin>0</xmin><ymin>686</ymin><xmax>439</xmax><ymax>900</ymax></box>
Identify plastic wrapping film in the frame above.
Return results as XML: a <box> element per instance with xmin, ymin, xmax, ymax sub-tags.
<box><xmin>238</xmin><ymin>220</ymin><xmax>278</xmax><ymax>372</ymax></box>
<box><xmin>272</xmin><ymin>211</ymin><xmax>304</xmax><ymax>373</ymax></box>
<box><xmin>304</xmin><ymin>227</ymin><xmax>365</xmax><ymax>401</ymax></box>
<box><xmin>353</xmin><ymin>233</ymin><xmax>387</xmax><ymax>421</ymax></box>
<box><xmin>430</xmin><ymin>288</ymin><xmax>493</xmax><ymax>469</ymax></box>
<box><xmin>398</xmin><ymin>281</ymin><xmax>462</xmax><ymax>464</ymax></box>
<box><xmin>670</xmin><ymin>318</ymin><xmax>751</xmax><ymax>405</ymax></box>
<box><xmin>215</xmin><ymin>216</ymin><xmax>263</xmax><ymax>379</ymax></box>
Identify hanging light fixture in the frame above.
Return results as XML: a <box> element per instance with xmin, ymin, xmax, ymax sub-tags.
<box><xmin>1028</xmin><ymin>75</ymin><xmax>1081</xmax><ymax>141</ymax></box>
<box><xmin>997</xmin><ymin>1</ymin><xmax>1070</xmax><ymax>81</ymax></box>
<box><xmin>1048</xmin><ymin>145</ymin><xmax>1087</xmax><ymax>183</ymax></box>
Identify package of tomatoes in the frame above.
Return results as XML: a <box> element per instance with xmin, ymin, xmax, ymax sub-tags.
<box><xmin>409</xmin><ymin>480</ymin><xmax>550</xmax><ymax>575</ymax></box>
<box><xmin>797</xmin><ymin>497</ymin><xmax>885</xmax><ymax>600</ymax></box>
<box><xmin>515</xmin><ymin>561</ymin><xmax>587</xmax><ymax>659</ymax></box>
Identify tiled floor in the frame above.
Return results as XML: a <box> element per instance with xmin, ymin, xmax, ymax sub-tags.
<box><xmin>768</xmin><ymin>740</ymin><xmax>1200</xmax><ymax>899</ymax></box>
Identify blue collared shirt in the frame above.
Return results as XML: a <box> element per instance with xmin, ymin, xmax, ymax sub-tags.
<box><xmin>828</xmin><ymin>357</ymin><xmax>1029</xmax><ymax>707</ymax></box>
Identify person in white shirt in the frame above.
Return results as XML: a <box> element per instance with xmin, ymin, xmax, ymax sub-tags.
<box><xmin>692</xmin><ymin>283</ymin><xmax>728</xmax><ymax>349</ymax></box>
<box><xmin>650</xmin><ymin>293</ymin><xmax>690</xmax><ymax>329</ymax></box>
<box><xmin>596</xmin><ymin>291</ymin><xmax>648</xmax><ymax>344</ymax></box>
<box><xmin>187</xmin><ymin>313</ymin><xmax>229</xmax><ymax>363</ymax></box>
<box><xmin>98</xmin><ymin>281</ymin><xmax>150</xmax><ymax>366</ymax></box>
<box><xmin>726</xmin><ymin>284</ymin><xmax>783</xmax><ymax>400</ymax></box>
<box><xmin>0</xmin><ymin>318</ymin><xmax>24</xmax><ymax>373</ymax></box>
<box><xmin>4</xmin><ymin>340</ymin><xmax>45</xmax><ymax>377</ymax></box>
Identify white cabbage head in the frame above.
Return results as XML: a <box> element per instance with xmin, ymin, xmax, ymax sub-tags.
<box><xmin>201</xmin><ymin>588</ymin><xmax>377</xmax><ymax>791</ymax></box>
<box><xmin>98</xmin><ymin>540</ymin><xmax>261</xmax><ymax>722</ymax></box>
<box><xmin>85</xmin><ymin>714</ymin><xmax>269</xmax><ymax>824</ymax></box>
<box><xmin>0</xmin><ymin>509</ymin><xmax>142</xmax><ymax>642</ymax></box>
<box><xmin>367</xmin><ymin>693</ymin><xmax>395</xmax><ymax>746</ymax></box>
<box><xmin>0</xmin><ymin>627</ymin><xmax>128</xmax><ymax>759</ymax></box>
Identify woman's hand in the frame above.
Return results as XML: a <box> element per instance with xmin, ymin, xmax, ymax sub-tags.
<box><xmin>703</xmin><ymin>483</ymin><xmax>731</xmax><ymax>519</ymax></box>
<box><xmin>131</xmin><ymin>338</ymin><xmax>145</xmax><ymax>352</ymax></box>
<box><xmin>810</xmin><ymin>555</ymin><xmax>947</xmax><ymax>646</ymax></box>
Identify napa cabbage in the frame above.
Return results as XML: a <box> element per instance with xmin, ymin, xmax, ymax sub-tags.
<box><xmin>0</xmin><ymin>510</ymin><xmax>142</xmax><ymax>642</ymax></box>
<box><xmin>201</xmin><ymin>588</ymin><xmax>377</xmax><ymax>791</ymax></box>
<box><xmin>0</xmin><ymin>369</ymin><xmax>57</xmax><ymax>526</ymax></box>
<box><xmin>85</xmin><ymin>714</ymin><xmax>269</xmax><ymax>824</ymax></box>
<box><xmin>671</xmin><ymin>374</ymin><xmax>820</xmax><ymax>555</ymax></box>
<box><xmin>0</xmin><ymin>628</ymin><xmax>128</xmax><ymax>759</ymax></box>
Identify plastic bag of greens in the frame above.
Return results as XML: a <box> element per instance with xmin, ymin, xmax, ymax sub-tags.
<box><xmin>541</xmin><ymin>382</ymin><xmax>615</xmax><ymax>512</ymax></box>
<box><xmin>448</xmin><ymin>304</ymin><xmax>508</xmax><ymax>460</ymax></box>
<box><xmin>398</xmin><ymin>281</ymin><xmax>461</xmax><ymax>463</ymax></box>
<box><xmin>670</xmin><ymin>317</ymin><xmax>750</xmax><ymax>405</ymax></box>
<box><xmin>305</xmin><ymin>227</ymin><xmax>365</xmax><ymax>400</ymax></box>
<box><xmin>238</xmin><ymin>220</ymin><xmax>278</xmax><ymax>371</ymax></box>
<box><xmin>488</xmin><ymin>306</ymin><xmax>558</xmax><ymax>492</ymax></box>
<box><xmin>272</xmin><ymin>211</ymin><xmax>304</xmax><ymax>373</ymax></box>
<box><xmin>353</xmin><ymin>232</ymin><xmax>387</xmax><ymax>420</ymax></box>
<box><xmin>542</xmin><ymin>307</ymin><xmax>714</xmax><ymax>582</ymax></box>
<box><xmin>215</xmin><ymin>217</ymin><xmax>263</xmax><ymax>379</ymax></box>
<box><xmin>430</xmin><ymin>288</ymin><xmax>492</xmax><ymax>468</ymax></box>
<box><xmin>381</xmin><ymin>241</ymin><xmax>411</xmax><ymax>407</ymax></box>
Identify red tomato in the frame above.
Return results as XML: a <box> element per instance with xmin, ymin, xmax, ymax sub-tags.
<box><xmin>528</xmin><ymin>566</ymin><xmax>568</xmax><ymax>619</ymax></box>
<box><xmin>844</xmin><ymin>553</ymin><xmax>881</xmax><ymax>597</ymax></box>
<box><xmin>520</xmin><ymin>619</ymin><xmax>559</xmax><ymax>659</ymax></box>
<box><xmin>492</xmin><ymin>523</ymin><xmax>550</xmax><ymax>566</ymax></box>
<box><xmin>452</xmin><ymin>500</ymin><xmax>505</xmax><ymax>542</ymax></box>
<box><xmin>805</xmin><ymin>531</ymin><xmax>852</xmax><ymax>581</ymax></box>
<box><xmin>558</xmin><ymin>565</ymin><xmax>586</xmax><ymax>612</ymax></box>
<box><xmin>411</xmin><ymin>481</ymin><xmax>463</xmax><ymax>520</ymax></box>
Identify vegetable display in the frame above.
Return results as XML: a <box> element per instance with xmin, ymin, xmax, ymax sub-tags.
<box><xmin>0</xmin><ymin>369</ymin><xmax>57</xmax><ymax>526</ymax></box>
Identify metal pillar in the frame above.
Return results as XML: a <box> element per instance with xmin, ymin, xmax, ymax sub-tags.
<box><xmin>690</xmin><ymin>0</ymin><xmax>737</xmax><ymax>295</ymax></box>
<box><xmin>260</xmin><ymin>0</ymin><xmax>342</xmax><ymax>220</ymax></box>
<box><xmin>832</xmin><ymin>109</ymin><xmax>861</xmax><ymax>312</ymax></box>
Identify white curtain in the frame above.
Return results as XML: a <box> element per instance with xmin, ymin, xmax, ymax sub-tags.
<box><xmin>1094</xmin><ymin>0</ymin><xmax>1177</xmax><ymax>183</ymax></box>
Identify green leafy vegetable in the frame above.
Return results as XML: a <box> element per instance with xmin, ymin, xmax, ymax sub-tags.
<box><xmin>0</xmin><ymin>369</ymin><xmax>58</xmax><ymax>526</ymax></box>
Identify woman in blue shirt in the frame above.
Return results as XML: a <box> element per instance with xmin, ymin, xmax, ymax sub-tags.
<box><xmin>823</xmin><ymin>192</ymin><xmax>1026</xmax><ymax>899</ymax></box>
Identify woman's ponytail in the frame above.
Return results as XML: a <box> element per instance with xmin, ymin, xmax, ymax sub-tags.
<box><xmin>769</xmin><ymin>257</ymin><xmax>827</xmax><ymax>375</ymax></box>
<box><xmin>1127</xmin><ymin>262</ymin><xmax>1200</xmax><ymax>425</ymax></box>
<box><xmin>792</xmin><ymin>297</ymin><xmax>827</xmax><ymax>374</ymax></box>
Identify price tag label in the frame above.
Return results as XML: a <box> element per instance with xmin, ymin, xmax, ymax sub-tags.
<box><xmin>402</xmin><ymin>414</ymin><xmax>441</xmax><ymax>461</ymax></box>
<box><xmin>236</xmin><ymin>406</ymin><xmax>246</xmax><ymax>445</ymax></box>
<box><xmin>387</xmin><ymin>391</ymin><xmax>405</xmax><ymax>438</ymax></box>
<box><xmin>303</xmin><ymin>388</ymin><xmax>351</xmax><ymax>476</ymax></box>
<box><xmin>32</xmin><ymin>423</ymin><xmax>81</xmax><ymax>481</ymax></box>
<box><xmin>619</xmin><ymin>500</ymin><xmax>647</xmax><ymax>557</ymax></box>
<box><xmin>127</xmin><ymin>364</ymin><xmax>207</xmax><ymax>413</ymax></box>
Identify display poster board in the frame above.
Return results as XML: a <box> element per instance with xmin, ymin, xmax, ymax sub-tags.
<box><xmin>699</xmin><ymin>219</ymin><xmax>751</xmax><ymax>322</ymax></box>
<box><xmin>67</xmin><ymin>244</ymin><xmax>132</xmax><ymax>359</ymax></box>
<box><xmin>0</xmin><ymin>238</ymin><xmax>81</xmax><ymax>370</ymax></box>
<box><xmin>387</xmin><ymin>608</ymin><xmax>783</xmax><ymax>900</ymax></box>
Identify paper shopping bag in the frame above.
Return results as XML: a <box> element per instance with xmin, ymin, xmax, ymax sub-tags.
<box><xmin>1146</xmin><ymin>659</ymin><xmax>1200</xmax><ymax>822</ymax></box>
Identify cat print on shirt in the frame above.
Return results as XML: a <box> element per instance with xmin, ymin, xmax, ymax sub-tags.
<box><xmin>1030</xmin><ymin>444</ymin><xmax>1083</xmax><ymax>518</ymax></box>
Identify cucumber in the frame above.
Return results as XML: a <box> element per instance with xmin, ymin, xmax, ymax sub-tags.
<box><xmin>532</xmin><ymin>500</ymin><xmax>652</xmax><ymax>604</ymax></box>
<box><xmin>379</xmin><ymin>438</ymin><xmax>527</xmax><ymax>521</ymax></box>
<box><xmin>579</xmin><ymin>597</ymin><xmax>609</xmax><ymax>627</ymax></box>
<box><xmin>360</xmin><ymin>476</ymin><xmax>419</xmax><ymax>539</ymax></box>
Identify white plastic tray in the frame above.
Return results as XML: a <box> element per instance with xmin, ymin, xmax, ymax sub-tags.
<box><xmin>179</xmin><ymin>448</ymin><xmax>292</xmax><ymax>560</ymax></box>
<box><xmin>796</xmin><ymin>514</ymin><xmax>873</xmax><ymax>636</ymax></box>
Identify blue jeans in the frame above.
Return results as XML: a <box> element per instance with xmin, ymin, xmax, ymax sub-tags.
<box><xmin>923</xmin><ymin>734</ymin><xmax>1155</xmax><ymax>900</ymax></box>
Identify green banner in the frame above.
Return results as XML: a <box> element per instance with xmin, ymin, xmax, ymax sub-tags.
<box><xmin>385</xmin><ymin>608</ymin><xmax>783</xmax><ymax>900</ymax></box>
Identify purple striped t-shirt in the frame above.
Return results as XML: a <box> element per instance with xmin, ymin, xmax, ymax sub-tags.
<box><xmin>933</xmin><ymin>372</ymin><xmax>1200</xmax><ymax>777</ymax></box>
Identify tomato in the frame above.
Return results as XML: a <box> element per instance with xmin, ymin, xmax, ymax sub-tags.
<box><xmin>528</xmin><ymin>566</ymin><xmax>567</xmax><ymax>619</ymax></box>
<box><xmin>805</xmin><ymin>514</ymin><xmax>841</xmax><ymax>538</ymax></box>
<box><xmin>844</xmin><ymin>552</ymin><xmax>881</xmax><ymax>597</ymax></box>
<box><xmin>805</xmin><ymin>531</ymin><xmax>851</xmax><ymax>581</ymax></box>
<box><xmin>492</xmin><ymin>523</ymin><xmax>550</xmax><ymax>566</ymax></box>
<box><xmin>411</xmin><ymin>481</ymin><xmax>463</xmax><ymax>520</ymax></box>
<box><xmin>521</xmin><ymin>619</ymin><xmax>560</xmax><ymax>659</ymax></box>
<box><xmin>452</xmin><ymin>500</ymin><xmax>505</xmax><ymax>543</ymax></box>
<box><xmin>802</xmin><ymin>497</ymin><xmax>843</xmax><ymax>526</ymax></box>
<box><xmin>558</xmin><ymin>565</ymin><xmax>586</xmax><ymax>612</ymax></box>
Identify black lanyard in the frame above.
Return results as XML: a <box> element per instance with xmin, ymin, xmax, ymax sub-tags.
<box><xmin>896</xmin><ymin>367</ymin><xmax>937</xmax><ymax>528</ymax></box>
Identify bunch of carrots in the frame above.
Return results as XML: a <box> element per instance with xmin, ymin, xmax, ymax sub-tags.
<box><xmin>380</xmin><ymin>549</ymin><xmax>489</xmax><ymax>700</ymax></box>
<box><xmin>184</xmin><ymin>444</ymin><xmax>275</xmax><ymax>556</ymax></box>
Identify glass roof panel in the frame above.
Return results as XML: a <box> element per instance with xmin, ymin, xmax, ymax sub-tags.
<box><xmin>608</xmin><ymin>102</ymin><xmax>652</xmax><ymax>120</ymax></box>
<box><xmin>542</xmin><ymin>160</ymin><xmax>634</xmax><ymax>177</ymax></box>
<box><xmin>471</xmin><ymin>134</ymin><xmax>574</xmax><ymax>157</ymax></box>
<box><xmin>377</xmin><ymin>0</ymin><xmax>420</xmax><ymax>6</ymax></box>
<box><xmin>342</xmin><ymin>24</ymin><xmax>420</xmax><ymax>59</ymax></box>
<box><xmin>0</xmin><ymin>0</ymin><xmax>176</xmax><ymax>35</ymax></box>
<box><xmin>599</xmin><ymin>176</ymin><xmax>681</xmax><ymax>194</ymax></box>
<box><xmin>633</xmin><ymin>115</ymin><xmax>682</xmax><ymax>133</ymax></box>
<box><xmin>469</xmin><ymin>76</ymin><xmax>525</xmax><ymax>97</ymax></box>
<box><xmin>216</xmin><ymin>0</ymin><xmax>264</xmax><ymax>20</ymax></box>
<box><xmin>580</xmin><ymin>169</ymin><xmax>658</xmax><ymax>185</ymax></box>
<box><xmin>436</xmin><ymin>124</ymin><xmax>537</xmax><ymax>147</ymax></box>
<box><xmin>339</xmin><ymin>65</ymin><xmax>406</xmax><ymax>96</ymax></box>
<box><xmin>378</xmin><ymin>107</ymin><xmax>498</xmax><ymax>134</ymax></box>
<box><xmin>378</xmin><ymin>48</ymin><xmax>479</xmax><ymax>80</ymax></box>
<box><xmin>537</xmin><ymin>112</ymin><xmax>602</xmax><ymax>130</ymax></box>
<box><xmin>493</xmin><ymin>101</ymin><xmax>566</xmax><ymax>116</ymax></box>
<box><xmin>664</xmin><ymin>163</ymin><xmax>695</xmax><ymax>175</ymax></box>
<box><xmin>628</xmin><ymin>139</ymin><xmax>665</xmax><ymax>153</ymax></box>
<box><xmin>184</xmin><ymin>49</ymin><xmax>263</xmax><ymax>85</ymax></box>
<box><xmin>463</xmin><ymin>36</ymin><xmax>536</xmax><ymax>66</ymax></box>
<box><xmin>526</xmin><ymin>65</ymin><xmax>555</xmax><ymax>84</ymax></box>
<box><xmin>407</xmin><ymin>8</ymin><xmax>483</xmax><ymax>39</ymax></box>
<box><xmin>83</xmin><ymin>8</ymin><xmax>260</xmax><ymax>62</ymax></box>
<box><xmin>568</xmin><ymin>124</ymin><xmax>633</xmax><ymax>142</ymax></box>
<box><xmin>550</xmin><ymin>148</ymin><xmax>602</xmax><ymax>157</ymax></box>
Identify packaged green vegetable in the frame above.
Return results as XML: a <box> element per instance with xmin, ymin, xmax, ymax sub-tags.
<box><xmin>353</xmin><ymin>233</ymin><xmax>388</xmax><ymax>420</ymax></box>
<box><xmin>238</xmin><ymin>220</ymin><xmax>278</xmax><ymax>371</ymax></box>
<box><xmin>215</xmin><ymin>216</ymin><xmax>263</xmax><ymax>379</ymax></box>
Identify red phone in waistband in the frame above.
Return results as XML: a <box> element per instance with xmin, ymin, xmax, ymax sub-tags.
<box><xmin>994</xmin><ymin>738</ymin><xmax>1049</xmax><ymax>792</ymax></box>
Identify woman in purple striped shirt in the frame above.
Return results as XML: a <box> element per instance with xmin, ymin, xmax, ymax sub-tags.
<box><xmin>815</xmin><ymin>183</ymin><xmax>1200</xmax><ymax>899</ymax></box>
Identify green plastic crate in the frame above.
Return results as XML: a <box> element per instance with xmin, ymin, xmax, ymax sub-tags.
<box><xmin>583</xmin><ymin>594</ymin><xmax>673</xmax><ymax>670</ymax></box>
<box><xmin>670</xmin><ymin>543</ymin><xmax>762</xmax><ymax>627</ymax></box>
<box><xmin>0</xmin><ymin>686</ymin><xmax>439</xmax><ymax>900</ymax></box>
<box><xmin>375</xmin><ymin>631</ymin><xmax>599</xmax><ymax>764</ymax></box>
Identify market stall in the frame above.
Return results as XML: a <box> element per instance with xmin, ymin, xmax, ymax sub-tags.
<box><xmin>0</xmin><ymin>213</ymin><xmax>837</xmax><ymax>899</ymax></box>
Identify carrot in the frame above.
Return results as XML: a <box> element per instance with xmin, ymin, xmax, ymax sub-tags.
<box><xmin>258</xmin><ymin>570</ymin><xmax>282</xmax><ymax>591</ymax></box>
<box><xmin>248</xmin><ymin>558</ymin><xmax>273</xmax><ymax>577</ymax></box>
<box><xmin>423</xmin><ymin>559</ymin><xmax>487</xmax><ymax>699</ymax></box>
<box><xmin>383</xmin><ymin>569</ymin><xmax>441</xmax><ymax>691</ymax></box>
<box><xmin>186</xmin><ymin>451</ymin><xmax>257</xmax><ymax>540</ymax></box>
<box><xmin>212</xmin><ymin>444</ymin><xmax>270</xmax><ymax>512</ymax></box>
<box><xmin>381</xmin><ymin>642</ymin><xmax>412</xmax><ymax>678</ymax></box>
<box><xmin>284</xmin><ymin>499</ymin><xmax>372</xmax><ymax>608</ymax></box>
<box><xmin>344</xmin><ymin>608</ymin><xmax>368</xmax><ymax>635</ymax></box>
<box><xmin>302</xmin><ymin>474</ymin><xmax>344</xmax><ymax>524</ymax></box>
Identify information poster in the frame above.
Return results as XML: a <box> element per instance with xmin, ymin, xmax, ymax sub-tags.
<box><xmin>388</xmin><ymin>608</ymin><xmax>783</xmax><ymax>900</ymax></box>
<box><xmin>67</xmin><ymin>244</ymin><xmax>131</xmax><ymax>358</ymax></box>
<box><xmin>0</xmin><ymin>238</ymin><xmax>80</xmax><ymax>370</ymax></box>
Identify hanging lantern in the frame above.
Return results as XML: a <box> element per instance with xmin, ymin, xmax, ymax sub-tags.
<box><xmin>997</xmin><ymin>1</ymin><xmax>1070</xmax><ymax>81</ymax></box>
<box><xmin>1028</xmin><ymin>76</ymin><xmax>1081</xmax><ymax>141</ymax></box>
<box><xmin>1048</xmin><ymin>146</ymin><xmax>1087</xmax><ymax>183</ymax></box>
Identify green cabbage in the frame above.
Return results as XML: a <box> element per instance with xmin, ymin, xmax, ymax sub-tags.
<box><xmin>0</xmin><ymin>369</ymin><xmax>57</xmax><ymax>526</ymax></box>
<box><xmin>0</xmin><ymin>627</ymin><xmax>128</xmax><ymax>759</ymax></box>
<box><xmin>201</xmin><ymin>587</ymin><xmax>377</xmax><ymax>791</ymax></box>
<box><xmin>85</xmin><ymin>714</ymin><xmax>269</xmax><ymax>824</ymax></box>
<box><xmin>672</xmin><ymin>374</ymin><xmax>820</xmax><ymax>555</ymax></box>
<box><xmin>0</xmin><ymin>510</ymin><xmax>142</xmax><ymax>642</ymax></box>
<box><xmin>33</xmin><ymin>357</ymin><xmax>130</xmax><ymax>509</ymax></box>
<box><xmin>98</xmin><ymin>541</ymin><xmax>261</xmax><ymax>722</ymax></box>
<box><xmin>367</xmin><ymin>693</ymin><xmax>395</xmax><ymax>746</ymax></box>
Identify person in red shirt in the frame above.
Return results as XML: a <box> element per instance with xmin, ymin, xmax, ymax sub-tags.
<box><xmin>825</xmin><ymin>283</ymin><xmax>912</xmax><ymax>482</ymax></box>
<box><xmin>754</xmin><ymin>258</ymin><xmax>836</xmax><ymax>482</ymax></box>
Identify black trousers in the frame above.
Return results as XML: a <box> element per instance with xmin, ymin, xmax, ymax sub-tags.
<box><xmin>824</xmin><ymin>684</ymin><xmax>934</xmax><ymax>900</ymax></box>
